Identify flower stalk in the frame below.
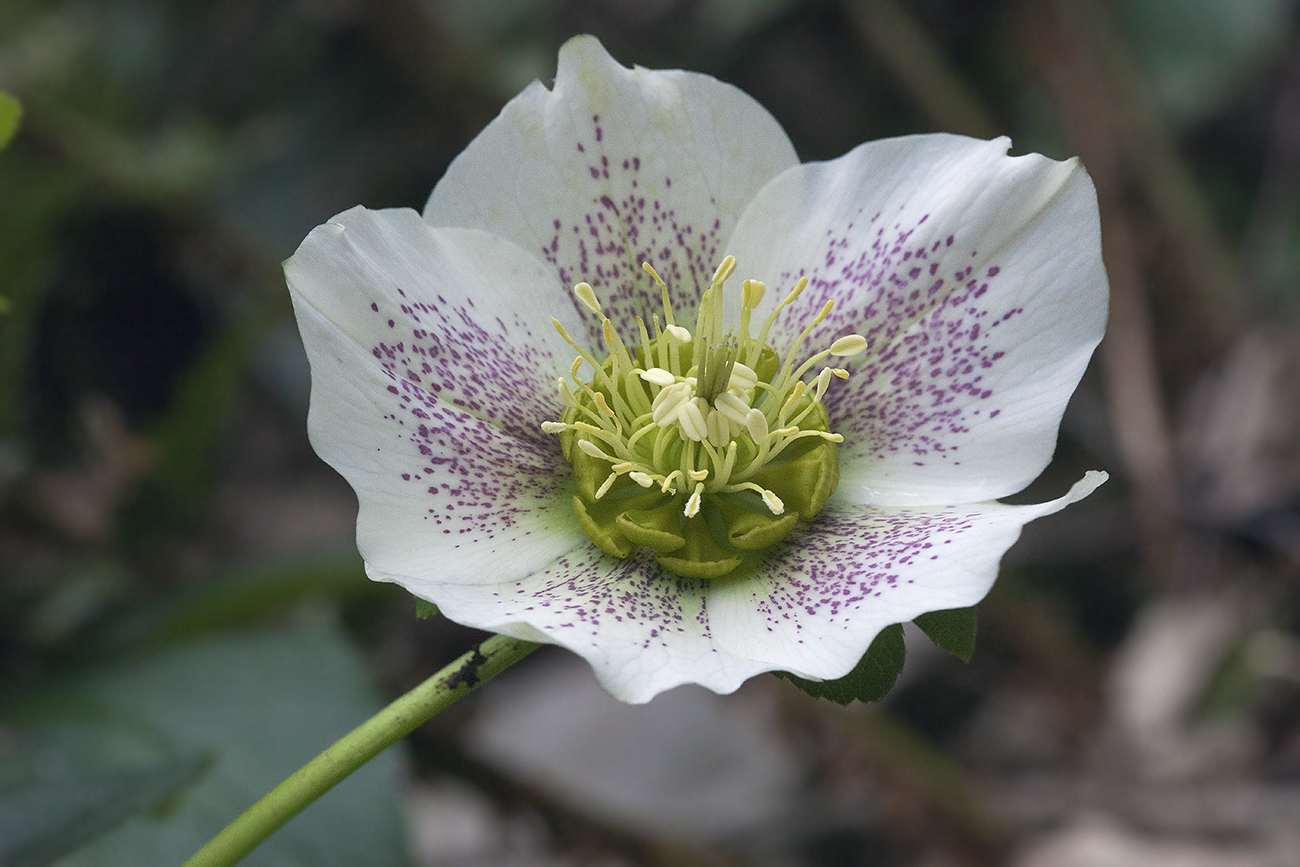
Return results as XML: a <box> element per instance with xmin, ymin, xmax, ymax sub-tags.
<box><xmin>182</xmin><ymin>634</ymin><xmax>539</xmax><ymax>867</ymax></box>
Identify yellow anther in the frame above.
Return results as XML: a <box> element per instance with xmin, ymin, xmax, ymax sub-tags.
<box><xmin>678</xmin><ymin>398</ymin><xmax>709</xmax><ymax>442</ymax></box>
<box><xmin>593</xmin><ymin>392</ymin><xmax>614</xmax><ymax>416</ymax></box>
<box><xmin>578</xmin><ymin>439</ymin><xmax>611</xmax><ymax>460</ymax></box>
<box><xmin>810</xmin><ymin>299</ymin><xmax>835</xmax><ymax>326</ymax></box>
<box><xmin>640</xmin><ymin>367</ymin><xmax>676</xmax><ymax>387</ymax></box>
<box><xmin>552</xmin><ymin>317</ymin><xmax>577</xmax><ymax>345</ymax></box>
<box><xmin>684</xmin><ymin>483</ymin><xmax>704</xmax><ymax>518</ymax></box>
<box><xmin>830</xmin><ymin>334</ymin><xmax>868</xmax><ymax>356</ymax></box>
<box><xmin>665</xmin><ymin>324</ymin><xmax>692</xmax><ymax>343</ymax></box>
<box><xmin>814</xmin><ymin>367</ymin><xmax>834</xmax><ymax>400</ymax></box>
<box><xmin>574</xmin><ymin>282</ymin><xmax>602</xmax><ymax>316</ymax></box>
<box><xmin>728</xmin><ymin>362</ymin><xmax>758</xmax><ymax>392</ymax></box>
<box><xmin>781</xmin><ymin>380</ymin><xmax>807</xmax><ymax>417</ymax></box>
<box><xmin>642</xmin><ymin>261</ymin><xmax>666</xmax><ymax>286</ymax></box>
<box><xmin>541</xmin><ymin>421</ymin><xmax>568</xmax><ymax>433</ymax></box>
<box><xmin>742</xmin><ymin>279</ymin><xmax>766</xmax><ymax>310</ymax></box>
<box><xmin>711</xmin><ymin>255</ymin><xmax>736</xmax><ymax>285</ymax></box>
<box><xmin>761</xmin><ymin>489</ymin><xmax>785</xmax><ymax>515</ymax></box>
<box><xmin>783</xmin><ymin>276</ymin><xmax>809</xmax><ymax>305</ymax></box>
<box><xmin>557</xmin><ymin>378</ymin><xmax>577</xmax><ymax>407</ymax></box>
<box><xmin>595</xmin><ymin>471</ymin><xmax>619</xmax><ymax>499</ymax></box>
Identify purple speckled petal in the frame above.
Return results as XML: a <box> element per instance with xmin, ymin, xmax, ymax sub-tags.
<box><xmin>707</xmin><ymin>472</ymin><xmax>1107</xmax><ymax>679</ymax></box>
<box><xmin>287</xmin><ymin>208</ymin><xmax>587</xmax><ymax>586</ymax></box>
<box><xmin>424</xmin><ymin>34</ymin><xmax>799</xmax><ymax>348</ymax></box>
<box><xmin>726</xmin><ymin>135</ymin><xmax>1108</xmax><ymax>505</ymax></box>
<box><xmin>287</xmin><ymin>206</ymin><xmax>583</xmax><ymax>444</ymax></box>
<box><xmin>429</xmin><ymin>546</ymin><xmax>774</xmax><ymax>703</ymax></box>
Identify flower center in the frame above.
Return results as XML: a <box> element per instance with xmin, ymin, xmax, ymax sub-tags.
<box><xmin>543</xmin><ymin>256</ymin><xmax>867</xmax><ymax>579</ymax></box>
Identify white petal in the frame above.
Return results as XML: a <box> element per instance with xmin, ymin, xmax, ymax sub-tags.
<box><xmin>424</xmin><ymin>35</ymin><xmax>798</xmax><ymax>345</ymax></box>
<box><xmin>425</xmin><ymin>547</ymin><xmax>773</xmax><ymax>703</ymax></box>
<box><xmin>286</xmin><ymin>206</ymin><xmax>582</xmax><ymax>444</ymax></box>
<box><xmin>287</xmin><ymin>210</ymin><xmax>586</xmax><ymax>586</ymax></box>
<box><xmin>726</xmin><ymin>134</ymin><xmax>1108</xmax><ymax>505</ymax></box>
<box><xmin>707</xmin><ymin>472</ymin><xmax>1107</xmax><ymax>679</ymax></box>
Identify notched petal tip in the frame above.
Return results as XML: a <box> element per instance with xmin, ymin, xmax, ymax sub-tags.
<box><xmin>1069</xmin><ymin>469</ymin><xmax>1108</xmax><ymax>502</ymax></box>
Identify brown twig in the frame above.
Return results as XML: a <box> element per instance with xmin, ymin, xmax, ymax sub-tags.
<box><xmin>1019</xmin><ymin>0</ymin><xmax>1188</xmax><ymax>587</ymax></box>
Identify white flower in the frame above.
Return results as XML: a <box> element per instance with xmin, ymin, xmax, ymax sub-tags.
<box><xmin>285</xmin><ymin>36</ymin><xmax>1108</xmax><ymax>704</ymax></box>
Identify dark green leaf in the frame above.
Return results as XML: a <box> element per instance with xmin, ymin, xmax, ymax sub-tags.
<box><xmin>913</xmin><ymin>606</ymin><xmax>979</xmax><ymax>662</ymax></box>
<box><xmin>775</xmin><ymin>623</ymin><xmax>906</xmax><ymax>705</ymax></box>
<box><xmin>0</xmin><ymin>754</ymin><xmax>209</xmax><ymax>867</ymax></box>
<box><xmin>4</xmin><ymin>624</ymin><xmax>407</xmax><ymax>867</ymax></box>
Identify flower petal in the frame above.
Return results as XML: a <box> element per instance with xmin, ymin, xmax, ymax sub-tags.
<box><xmin>287</xmin><ymin>208</ymin><xmax>587</xmax><ymax>585</ymax></box>
<box><xmin>427</xmin><ymin>546</ymin><xmax>774</xmax><ymax>703</ymax></box>
<box><xmin>706</xmin><ymin>471</ymin><xmax>1107</xmax><ymax>680</ymax></box>
<box><xmin>424</xmin><ymin>34</ymin><xmax>799</xmax><ymax>344</ymax></box>
<box><xmin>726</xmin><ymin>134</ymin><xmax>1108</xmax><ymax>505</ymax></box>
<box><xmin>286</xmin><ymin>205</ymin><xmax>581</xmax><ymax>444</ymax></box>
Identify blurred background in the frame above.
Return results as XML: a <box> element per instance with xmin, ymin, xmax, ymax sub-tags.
<box><xmin>3</xmin><ymin>0</ymin><xmax>1300</xmax><ymax>865</ymax></box>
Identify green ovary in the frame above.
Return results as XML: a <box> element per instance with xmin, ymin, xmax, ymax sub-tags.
<box><xmin>545</xmin><ymin>256</ymin><xmax>863</xmax><ymax>580</ymax></box>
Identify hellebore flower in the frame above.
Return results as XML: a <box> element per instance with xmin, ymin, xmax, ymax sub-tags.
<box><xmin>285</xmin><ymin>36</ymin><xmax>1108</xmax><ymax>703</ymax></box>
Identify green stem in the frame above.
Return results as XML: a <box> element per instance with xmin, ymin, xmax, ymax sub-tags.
<box><xmin>183</xmin><ymin>633</ymin><xmax>540</xmax><ymax>867</ymax></box>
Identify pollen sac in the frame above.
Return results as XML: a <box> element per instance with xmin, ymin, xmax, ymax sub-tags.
<box><xmin>546</xmin><ymin>262</ymin><xmax>858</xmax><ymax>580</ymax></box>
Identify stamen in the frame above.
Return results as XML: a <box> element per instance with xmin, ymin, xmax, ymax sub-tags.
<box><xmin>830</xmin><ymin>334</ymin><xmax>868</xmax><ymax>356</ymax></box>
<box><xmin>711</xmin><ymin>255</ymin><xmax>737</xmax><ymax>285</ymax></box>
<box><xmin>642</xmin><ymin>261</ymin><xmax>675</xmax><ymax>328</ymax></box>
<box><xmin>754</xmin><ymin>276</ymin><xmax>808</xmax><ymax>351</ymax></box>
<box><xmin>684</xmin><ymin>483</ymin><xmax>704</xmax><ymax>518</ymax></box>
<box><xmin>678</xmin><ymin>397</ymin><xmax>708</xmax><ymax>442</ymax></box>
<box><xmin>545</xmin><ymin>255</ymin><xmax>857</xmax><ymax>577</ymax></box>
<box><xmin>729</xmin><ymin>362</ymin><xmax>758</xmax><ymax>393</ymax></box>
<box><xmin>577</xmin><ymin>439</ymin><xmax>612</xmax><ymax>461</ymax></box>
<box><xmin>665</xmin><ymin>324</ymin><xmax>692</xmax><ymax>343</ymax></box>
<box><xmin>640</xmin><ymin>367</ymin><xmax>676</xmax><ymax>387</ymax></box>
<box><xmin>557</xmin><ymin>379</ymin><xmax>577</xmax><ymax>407</ymax></box>
<box><xmin>574</xmin><ymin>282</ymin><xmax>602</xmax><ymax>316</ymax></box>
<box><xmin>595</xmin><ymin>471</ymin><xmax>619</xmax><ymax>499</ymax></box>
<box><xmin>745</xmin><ymin>408</ymin><xmax>769</xmax><ymax>443</ymax></box>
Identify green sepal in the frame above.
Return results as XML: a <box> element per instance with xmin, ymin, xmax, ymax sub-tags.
<box><xmin>655</xmin><ymin>512</ymin><xmax>742</xmax><ymax>578</ymax></box>
<box><xmin>616</xmin><ymin>501</ymin><xmax>686</xmax><ymax>553</ymax></box>
<box><xmin>572</xmin><ymin>495</ymin><xmax>634</xmax><ymax>558</ymax></box>
<box><xmin>711</xmin><ymin>495</ymin><xmax>799</xmax><ymax>550</ymax></box>
<box><xmin>913</xmin><ymin>606</ymin><xmax>978</xmax><ymax>662</ymax></box>
<box><xmin>751</xmin><ymin>435</ymin><xmax>839</xmax><ymax>521</ymax></box>
<box><xmin>751</xmin><ymin>345</ymin><xmax>780</xmax><ymax>384</ymax></box>
<box><xmin>775</xmin><ymin>623</ymin><xmax>906</xmax><ymax>705</ymax></box>
<box><xmin>571</xmin><ymin>436</ymin><xmax>609</xmax><ymax>502</ymax></box>
<box><xmin>414</xmin><ymin>598</ymin><xmax>440</xmax><ymax>620</ymax></box>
